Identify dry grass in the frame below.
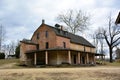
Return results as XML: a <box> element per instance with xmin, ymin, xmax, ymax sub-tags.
<box><xmin>0</xmin><ymin>59</ymin><xmax>21</xmax><ymax>69</ymax></box>
<box><xmin>0</xmin><ymin>67</ymin><xmax>120</xmax><ymax>80</ymax></box>
<box><xmin>0</xmin><ymin>59</ymin><xmax>120</xmax><ymax>80</ymax></box>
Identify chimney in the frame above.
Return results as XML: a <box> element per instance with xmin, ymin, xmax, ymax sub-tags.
<box><xmin>42</xmin><ymin>19</ymin><xmax>45</xmax><ymax>24</ymax></box>
<box><xmin>55</xmin><ymin>24</ymin><xmax>60</xmax><ymax>28</ymax></box>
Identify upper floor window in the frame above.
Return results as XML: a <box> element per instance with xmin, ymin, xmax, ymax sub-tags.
<box><xmin>63</xmin><ymin>42</ymin><xmax>66</xmax><ymax>48</ymax></box>
<box><xmin>45</xmin><ymin>31</ymin><xmax>48</xmax><ymax>38</ymax></box>
<box><xmin>36</xmin><ymin>33</ymin><xmax>40</xmax><ymax>39</ymax></box>
<box><xmin>46</xmin><ymin>42</ymin><xmax>49</xmax><ymax>49</ymax></box>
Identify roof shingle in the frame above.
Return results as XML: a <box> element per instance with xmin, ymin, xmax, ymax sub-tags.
<box><xmin>45</xmin><ymin>24</ymin><xmax>95</xmax><ymax>48</ymax></box>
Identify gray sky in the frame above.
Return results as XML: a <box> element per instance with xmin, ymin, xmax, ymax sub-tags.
<box><xmin>0</xmin><ymin>0</ymin><xmax>120</xmax><ymax>44</ymax></box>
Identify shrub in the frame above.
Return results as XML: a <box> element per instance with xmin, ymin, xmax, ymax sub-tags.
<box><xmin>0</xmin><ymin>52</ymin><xmax>5</xmax><ymax>59</ymax></box>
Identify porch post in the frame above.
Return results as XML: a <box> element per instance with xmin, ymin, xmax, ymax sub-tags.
<box><xmin>68</xmin><ymin>50</ymin><xmax>71</xmax><ymax>64</ymax></box>
<box><xmin>86</xmin><ymin>53</ymin><xmax>89</xmax><ymax>64</ymax></box>
<box><xmin>78</xmin><ymin>52</ymin><xmax>80</xmax><ymax>64</ymax></box>
<box><xmin>34</xmin><ymin>53</ymin><xmax>37</xmax><ymax>65</ymax></box>
<box><xmin>45</xmin><ymin>51</ymin><xmax>48</xmax><ymax>65</ymax></box>
<box><xmin>93</xmin><ymin>54</ymin><xmax>96</xmax><ymax>64</ymax></box>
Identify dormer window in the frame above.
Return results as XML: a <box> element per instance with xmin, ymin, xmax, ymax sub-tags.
<box><xmin>36</xmin><ymin>33</ymin><xmax>40</xmax><ymax>39</ymax></box>
<box><xmin>45</xmin><ymin>31</ymin><xmax>48</xmax><ymax>38</ymax></box>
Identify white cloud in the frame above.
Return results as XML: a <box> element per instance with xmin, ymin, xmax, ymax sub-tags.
<box><xmin>0</xmin><ymin>0</ymin><xmax>119</xmax><ymax>45</ymax></box>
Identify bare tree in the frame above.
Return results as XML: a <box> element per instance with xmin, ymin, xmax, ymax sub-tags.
<box><xmin>102</xmin><ymin>15</ymin><xmax>120</xmax><ymax>62</ymax></box>
<box><xmin>56</xmin><ymin>9</ymin><xmax>90</xmax><ymax>34</ymax></box>
<box><xmin>91</xmin><ymin>32</ymin><xmax>98</xmax><ymax>53</ymax></box>
<box><xmin>91</xmin><ymin>27</ymin><xmax>105</xmax><ymax>55</ymax></box>
<box><xmin>0</xmin><ymin>25</ymin><xmax>6</xmax><ymax>52</ymax></box>
<box><xmin>8</xmin><ymin>41</ymin><xmax>16</xmax><ymax>56</ymax></box>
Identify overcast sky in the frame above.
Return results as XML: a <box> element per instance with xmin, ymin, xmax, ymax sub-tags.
<box><xmin>0</xmin><ymin>0</ymin><xmax>120</xmax><ymax>44</ymax></box>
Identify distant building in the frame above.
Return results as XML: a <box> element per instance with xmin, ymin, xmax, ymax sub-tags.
<box><xmin>116</xmin><ymin>48</ymin><xmax>120</xmax><ymax>59</ymax></box>
<box><xmin>115</xmin><ymin>12</ymin><xmax>120</xmax><ymax>24</ymax></box>
<box><xmin>20</xmin><ymin>20</ymin><xmax>96</xmax><ymax>66</ymax></box>
<box><xmin>115</xmin><ymin>12</ymin><xmax>120</xmax><ymax>60</ymax></box>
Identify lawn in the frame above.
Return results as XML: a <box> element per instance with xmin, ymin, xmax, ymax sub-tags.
<box><xmin>0</xmin><ymin>59</ymin><xmax>20</xmax><ymax>69</ymax></box>
<box><xmin>0</xmin><ymin>67</ymin><xmax>120</xmax><ymax>80</ymax></box>
<box><xmin>0</xmin><ymin>59</ymin><xmax>120</xmax><ymax>80</ymax></box>
<box><xmin>0</xmin><ymin>59</ymin><xmax>19</xmax><ymax>65</ymax></box>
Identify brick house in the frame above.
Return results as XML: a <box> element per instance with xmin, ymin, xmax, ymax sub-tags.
<box><xmin>115</xmin><ymin>12</ymin><xmax>120</xmax><ymax>24</ymax></box>
<box><xmin>116</xmin><ymin>48</ymin><xmax>120</xmax><ymax>59</ymax></box>
<box><xmin>115</xmin><ymin>12</ymin><xmax>120</xmax><ymax>60</ymax></box>
<box><xmin>20</xmin><ymin>20</ymin><xmax>96</xmax><ymax>66</ymax></box>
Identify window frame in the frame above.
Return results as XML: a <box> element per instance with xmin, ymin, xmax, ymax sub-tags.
<box><xmin>36</xmin><ymin>32</ymin><xmax>40</xmax><ymax>39</ymax></box>
<box><xmin>46</xmin><ymin>42</ymin><xmax>49</xmax><ymax>49</ymax></box>
<box><xmin>45</xmin><ymin>31</ymin><xmax>48</xmax><ymax>38</ymax></box>
<box><xmin>63</xmin><ymin>42</ymin><xmax>66</xmax><ymax>48</ymax></box>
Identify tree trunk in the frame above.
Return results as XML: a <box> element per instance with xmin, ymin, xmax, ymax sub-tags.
<box><xmin>109</xmin><ymin>47</ymin><xmax>113</xmax><ymax>63</ymax></box>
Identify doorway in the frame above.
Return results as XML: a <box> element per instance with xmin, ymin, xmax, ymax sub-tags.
<box><xmin>81</xmin><ymin>57</ymin><xmax>85</xmax><ymax>64</ymax></box>
<box><xmin>73</xmin><ymin>55</ymin><xmax>76</xmax><ymax>64</ymax></box>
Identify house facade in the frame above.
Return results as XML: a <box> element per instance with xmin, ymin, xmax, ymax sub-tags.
<box><xmin>115</xmin><ymin>12</ymin><xmax>120</xmax><ymax>24</ymax></box>
<box><xmin>115</xmin><ymin>12</ymin><xmax>120</xmax><ymax>60</ymax></box>
<box><xmin>20</xmin><ymin>20</ymin><xmax>96</xmax><ymax>66</ymax></box>
<box><xmin>116</xmin><ymin>48</ymin><xmax>120</xmax><ymax>59</ymax></box>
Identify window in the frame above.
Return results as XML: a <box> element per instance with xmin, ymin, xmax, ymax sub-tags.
<box><xmin>63</xmin><ymin>42</ymin><xmax>66</xmax><ymax>48</ymax></box>
<box><xmin>36</xmin><ymin>44</ymin><xmax>39</xmax><ymax>50</ymax></box>
<box><xmin>45</xmin><ymin>31</ymin><xmax>48</xmax><ymax>38</ymax></box>
<box><xmin>46</xmin><ymin>42</ymin><xmax>49</xmax><ymax>49</ymax></box>
<box><xmin>36</xmin><ymin>33</ymin><xmax>40</xmax><ymax>39</ymax></box>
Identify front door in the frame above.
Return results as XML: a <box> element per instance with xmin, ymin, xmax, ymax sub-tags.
<box><xmin>73</xmin><ymin>55</ymin><xmax>76</xmax><ymax>64</ymax></box>
<box><xmin>81</xmin><ymin>57</ymin><xmax>85</xmax><ymax>64</ymax></box>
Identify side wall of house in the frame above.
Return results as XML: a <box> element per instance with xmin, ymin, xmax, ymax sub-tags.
<box><xmin>70</xmin><ymin>43</ymin><xmax>84</xmax><ymax>51</ymax></box>
<box><xmin>20</xmin><ymin>42</ymin><xmax>36</xmax><ymax>63</ymax></box>
<box><xmin>70</xmin><ymin>43</ymin><xmax>95</xmax><ymax>53</ymax></box>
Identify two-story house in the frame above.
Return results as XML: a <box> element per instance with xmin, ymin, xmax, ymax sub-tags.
<box><xmin>115</xmin><ymin>12</ymin><xmax>120</xmax><ymax>60</ymax></box>
<box><xmin>20</xmin><ymin>20</ymin><xmax>96</xmax><ymax>66</ymax></box>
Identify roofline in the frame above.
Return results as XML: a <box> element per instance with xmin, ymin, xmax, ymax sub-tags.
<box><xmin>56</xmin><ymin>34</ymin><xmax>71</xmax><ymax>39</ymax></box>
<box><xmin>31</xmin><ymin>23</ymin><xmax>44</xmax><ymax>40</ymax></box>
<box><xmin>20</xmin><ymin>41</ymin><xmax>37</xmax><ymax>45</ymax></box>
<box><xmin>70</xmin><ymin>42</ymin><xmax>95</xmax><ymax>48</ymax></box>
<box><xmin>115</xmin><ymin>12</ymin><xmax>120</xmax><ymax>24</ymax></box>
<box><xmin>25</xmin><ymin>48</ymin><xmax>96</xmax><ymax>54</ymax></box>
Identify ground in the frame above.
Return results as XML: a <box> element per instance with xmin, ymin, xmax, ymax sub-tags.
<box><xmin>0</xmin><ymin>59</ymin><xmax>120</xmax><ymax>80</ymax></box>
<box><xmin>0</xmin><ymin>67</ymin><xmax>120</xmax><ymax>80</ymax></box>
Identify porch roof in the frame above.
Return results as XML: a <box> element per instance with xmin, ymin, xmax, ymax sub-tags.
<box><xmin>25</xmin><ymin>48</ymin><xmax>95</xmax><ymax>54</ymax></box>
<box><xmin>115</xmin><ymin>12</ymin><xmax>120</xmax><ymax>24</ymax></box>
<box><xmin>95</xmin><ymin>53</ymin><xmax>105</xmax><ymax>56</ymax></box>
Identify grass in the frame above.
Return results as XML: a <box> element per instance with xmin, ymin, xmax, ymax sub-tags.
<box><xmin>0</xmin><ymin>59</ymin><xmax>120</xmax><ymax>80</ymax></box>
<box><xmin>0</xmin><ymin>59</ymin><xmax>21</xmax><ymax>69</ymax></box>
<box><xmin>95</xmin><ymin>60</ymin><xmax>120</xmax><ymax>67</ymax></box>
<box><xmin>105</xmin><ymin>61</ymin><xmax>120</xmax><ymax>66</ymax></box>
<box><xmin>0</xmin><ymin>59</ymin><xmax>19</xmax><ymax>65</ymax></box>
<box><xmin>0</xmin><ymin>67</ymin><xmax>120</xmax><ymax>80</ymax></box>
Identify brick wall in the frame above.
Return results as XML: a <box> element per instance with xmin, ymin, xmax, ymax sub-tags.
<box><xmin>20</xmin><ymin>42</ymin><xmax>36</xmax><ymax>61</ymax></box>
<box><xmin>31</xmin><ymin>24</ymin><xmax>56</xmax><ymax>50</ymax></box>
<box><xmin>56</xmin><ymin>36</ymin><xmax>70</xmax><ymax>48</ymax></box>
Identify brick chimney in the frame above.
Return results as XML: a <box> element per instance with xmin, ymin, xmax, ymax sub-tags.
<box><xmin>42</xmin><ymin>19</ymin><xmax>45</xmax><ymax>24</ymax></box>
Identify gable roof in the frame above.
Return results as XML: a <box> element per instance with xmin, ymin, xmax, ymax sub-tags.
<box><xmin>45</xmin><ymin>24</ymin><xmax>95</xmax><ymax>48</ymax></box>
<box><xmin>115</xmin><ymin>12</ymin><xmax>120</xmax><ymax>24</ymax></box>
<box><xmin>20</xmin><ymin>39</ymin><xmax>37</xmax><ymax>45</ymax></box>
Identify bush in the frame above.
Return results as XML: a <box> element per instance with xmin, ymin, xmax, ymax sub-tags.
<box><xmin>15</xmin><ymin>45</ymin><xmax>20</xmax><ymax>58</ymax></box>
<box><xmin>0</xmin><ymin>53</ymin><xmax>5</xmax><ymax>59</ymax></box>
